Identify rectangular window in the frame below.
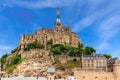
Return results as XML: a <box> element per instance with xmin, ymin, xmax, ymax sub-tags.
<box><xmin>92</xmin><ymin>64</ymin><xmax>94</xmax><ymax>67</ymax></box>
<box><xmin>88</xmin><ymin>64</ymin><xmax>90</xmax><ymax>67</ymax></box>
<box><xmin>84</xmin><ymin>64</ymin><xmax>86</xmax><ymax>67</ymax></box>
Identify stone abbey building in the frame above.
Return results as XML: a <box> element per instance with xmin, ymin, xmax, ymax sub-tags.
<box><xmin>18</xmin><ymin>8</ymin><xmax>79</xmax><ymax>51</ymax></box>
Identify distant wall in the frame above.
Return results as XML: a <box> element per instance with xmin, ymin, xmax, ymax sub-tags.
<box><xmin>21</xmin><ymin>49</ymin><xmax>49</xmax><ymax>59</ymax></box>
<box><xmin>56</xmin><ymin>55</ymin><xmax>80</xmax><ymax>64</ymax></box>
<box><xmin>74</xmin><ymin>68</ymin><xmax>120</xmax><ymax>80</ymax></box>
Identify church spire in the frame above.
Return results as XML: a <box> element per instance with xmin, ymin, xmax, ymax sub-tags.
<box><xmin>56</xmin><ymin>7</ymin><xmax>61</xmax><ymax>23</ymax></box>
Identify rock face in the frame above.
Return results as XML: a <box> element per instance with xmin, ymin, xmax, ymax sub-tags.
<box><xmin>13</xmin><ymin>49</ymin><xmax>55</xmax><ymax>76</ymax></box>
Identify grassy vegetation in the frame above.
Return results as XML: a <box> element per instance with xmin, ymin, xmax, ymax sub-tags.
<box><xmin>6</xmin><ymin>55</ymin><xmax>22</xmax><ymax>73</ymax></box>
<box><xmin>10</xmin><ymin>55</ymin><xmax>22</xmax><ymax>65</ymax></box>
<box><xmin>0</xmin><ymin>53</ymin><xmax>22</xmax><ymax>73</ymax></box>
<box><xmin>24</xmin><ymin>40</ymin><xmax>44</xmax><ymax>51</ymax></box>
<box><xmin>56</xmin><ymin>60</ymin><xmax>82</xmax><ymax>71</ymax></box>
<box><xmin>0</xmin><ymin>53</ymin><xmax>8</xmax><ymax>70</ymax></box>
<box><xmin>6</xmin><ymin>65</ymin><xmax>16</xmax><ymax>74</ymax></box>
<box><xmin>63</xmin><ymin>60</ymin><xmax>81</xmax><ymax>69</ymax></box>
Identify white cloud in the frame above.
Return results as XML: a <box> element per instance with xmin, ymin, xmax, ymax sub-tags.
<box><xmin>73</xmin><ymin>11</ymin><xmax>101</xmax><ymax>32</ymax></box>
<box><xmin>72</xmin><ymin>0</ymin><xmax>120</xmax><ymax>52</ymax></box>
<box><xmin>97</xmin><ymin>41</ymin><xmax>109</xmax><ymax>50</ymax></box>
<box><xmin>1</xmin><ymin>0</ymin><xmax>78</xmax><ymax>9</ymax></box>
<box><xmin>98</xmin><ymin>16</ymin><xmax>120</xmax><ymax>39</ymax></box>
<box><xmin>0</xmin><ymin>45</ymin><xmax>14</xmax><ymax>54</ymax></box>
<box><xmin>72</xmin><ymin>0</ymin><xmax>109</xmax><ymax>32</ymax></box>
<box><xmin>96</xmin><ymin>15</ymin><xmax>120</xmax><ymax>50</ymax></box>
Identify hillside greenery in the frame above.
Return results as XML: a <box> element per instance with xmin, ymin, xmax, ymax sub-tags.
<box><xmin>103</xmin><ymin>54</ymin><xmax>112</xmax><ymax>59</ymax></box>
<box><xmin>24</xmin><ymin>40</ymin><xmax>44</xmax><ymax>51</ymax></box>
<box><xmin>6</xmin><ymin>55</ymin><xmax>22</xmax><ymax>73</ymax></box>
<box><xmin>0</xmin><ymin>54</ymin><xmax>22</xmax><ymax>73</ymax></box>
<box><xmin>23</xmin><ymin>39</ymin><xmax>96</xmax><ymax>57</ymax></box>
<box><xmin>0</xmin><ymin>53</ymin><xmax>8</xmax><ymax>70</ymax></box>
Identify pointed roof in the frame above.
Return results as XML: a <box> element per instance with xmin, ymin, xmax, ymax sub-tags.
<box><xmin>56</xmin><ymin>7</ymin><xmax>61</xmax><ymax>23</ymax></box>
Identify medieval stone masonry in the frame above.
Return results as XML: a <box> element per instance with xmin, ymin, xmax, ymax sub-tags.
<box><xmin>16</xmin><ymin>8</ymin><xmax>120</xmax><ymax>80</ymax></box>
<box><xmin>74</xmin><ymin>56</ymin><xmax>120</xmax><ymax>80</ymax></box>
<box><xmin>18</xmin><ymin>8</ymin><xmax>79</xmax><ymax>52</ymax></box>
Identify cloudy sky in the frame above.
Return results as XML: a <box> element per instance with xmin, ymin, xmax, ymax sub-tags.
<box><xmin>0</xmin><ymin>0</ymin><xmax>120</xmax><ymax>58</ymax></box>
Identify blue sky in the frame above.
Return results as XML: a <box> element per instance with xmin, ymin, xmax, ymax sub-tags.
<box><xmin>0</xmin><ymin>0</ymin><xmax>120</xmax><ymax>58</ymax></box>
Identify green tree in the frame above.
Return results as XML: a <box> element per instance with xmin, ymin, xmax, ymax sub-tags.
<box><xmin>84</xmin><ymin>46</ymin><xmax>96</xmax><ymax>55</ymax></box>
<box><xmin>103</xmin><ymin>54</ymin><xmax>111</xmax><ymax>59</ymax></box>
<box><xmin>69</xmin><ymin>48</ymin><xmax>77</xmax><ymax>56</ymax></box>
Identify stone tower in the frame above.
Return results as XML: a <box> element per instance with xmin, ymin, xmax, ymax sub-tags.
<box><xmin>54</xmin><ymin>7</ymin><xmax>62</xmax><ymax>31</ymax></box>
<box><xmin>18</xmin><ymin>7</ymin><xmax>80</xmax><ymax>54</ymax></box>
<box><xmin>113</xmin><ymin>59</ymin><xmax>120</xmax><ymax>78</ymax></box>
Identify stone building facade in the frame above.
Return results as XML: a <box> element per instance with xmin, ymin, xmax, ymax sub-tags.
<box><xmin>18</xmin><ymin>8</ymin><xmax>80</xmax><ymax>52</ymax></box>
<box><xmin>82</xmin><ymin>54</ymin><xmax>107</xmax><ymax>70</ymax></box>
<box><xmin>74</xmin><ymin>58</ymin><xmax>120</xmax><ymax>80</ymax></box>
<box><xmin>107</xmin><ymin>58</ymin><xmax>120</xmax><ymax>71</ymax></box>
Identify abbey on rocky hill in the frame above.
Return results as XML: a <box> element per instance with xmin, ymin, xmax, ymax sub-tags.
<box><xmin>18</xmin><ymin>8</ymin><xmax>81</xmax><ymax>51</ymax></box>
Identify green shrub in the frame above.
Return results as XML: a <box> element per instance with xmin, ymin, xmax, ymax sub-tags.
<box><xmin>6</xmin><ymin>55</ymin><xmax>22</xmax><ymax>73</ymax></box>
<box><xmin>11</xmin><ymin>55</ymin><xmax>22</xmax><ymax>65</ymax></box>
<box><xmin>47</xmin><ymin>39</ymin><xmax>53</xmax><ymax>46</ymax></box>
<box><xmin>52</xmin><ymin>44</ymin><xmax>63</xmax><ymax>48</ymax></box>
<box><xmin>51</xmin><ymin>48</ymin><xmax>62</xmax><ymax>55</ymax></box>
<box><xmin>6</xmin><ymin>65</ymin><xmax>16</xmax><ymax>74</ymax></box>
<box><xmin>24</xmin><ymin>43</ymin><xmax>36</xmax><ymax>51</ymax></box>
<box><xmin>24</xmin><ymin>41</ymin><xmax>44</xmax><ymax>51</ymax></box>
<box><xmin>1</xmin><ymin>58</ymin><xmax>6</xmax><ymax>63</ymax></box>
<box><xmin>60</xmin><ymin>67</ymin><xmax>65</xmax><ymax>71</ymax></box>
<box><xmin>0</xmin><ymin>53</ymin><xmax>8</xmax><ymax>70</ymax></box>
<box><xmin>1</xmin><ymin>53</ymin><xmax>8</xmax><ymax>58</ymax></box>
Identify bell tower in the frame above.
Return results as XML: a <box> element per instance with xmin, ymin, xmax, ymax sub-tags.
<box><xmin>54</xmin><ymin>7</ymin><xmax>62</xmax><ymax>31</ymax></box>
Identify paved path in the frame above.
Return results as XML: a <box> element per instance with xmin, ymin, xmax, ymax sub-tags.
<box><xmin>1</xmin><ymin>77</ymin><xmax>47</xmax><ymax>80</ymax></box>
<box><xmin>1</xmin><ymin>77</ymin><xmax>66</xmax><ymax>80</ymax></box>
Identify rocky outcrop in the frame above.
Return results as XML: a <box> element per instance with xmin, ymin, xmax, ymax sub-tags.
<box><xmin>13</xmin><ymin>49</ymin><xmax>55</xmax><ymax>76</ymax></box>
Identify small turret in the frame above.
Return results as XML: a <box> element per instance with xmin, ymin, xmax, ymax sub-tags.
<box><xmin>113</xmin><ymin>58</ymin><xmax>120</xmax><ymax>78</ymax></box>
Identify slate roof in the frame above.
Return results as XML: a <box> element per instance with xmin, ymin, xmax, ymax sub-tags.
<box><xmin>83</xmin><ymin>54</ymin><xmax>105</xmax><ymax>60</ymax></box>
<box><xmin>107</xmin><ymin>57</ymin><xmax>118</xmax><ymax>64</ymax></box>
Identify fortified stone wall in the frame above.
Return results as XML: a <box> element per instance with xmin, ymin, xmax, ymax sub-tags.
<box><xmin>56</xmin><ymin>55</ymin><xmax>80</xmax><ymax>64</ymax></box>
<box><xmin>18</xmin><ymin>26</ymin><xmax>79</xmax><ymax>52</ymax></box>
<box><xmin>18</xmin><ymin>8</ymin><xmax>80</xmax><ymax>52</ymax></box>
<box><xmin>74</xmin><ymin>64</ymin><xmax>120</xmax><ymax>80</ymax></box>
